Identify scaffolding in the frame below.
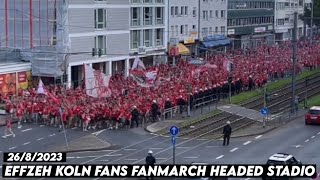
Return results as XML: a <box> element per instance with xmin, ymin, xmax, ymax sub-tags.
<box><xmin>0</xmin><ymin>0</ymin><xmax>70</xmax><ymax>77</ymax></box>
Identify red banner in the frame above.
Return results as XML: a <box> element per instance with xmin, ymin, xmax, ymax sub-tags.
<box><xmin>18</xmin><ymin>72</ymin><xmax>27</xmax><ymax>83</ymax></box>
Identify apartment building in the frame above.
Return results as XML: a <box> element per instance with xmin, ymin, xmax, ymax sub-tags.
<box><xmin>227</xmin><ymin>0</ymin><xmax>275</xmax><ymax>50</ymax></box>
<box><xmin>130</xmin><ymin>0</ymin><xmax>168</xmax><ymax>66</ymax></box>
<box><xmin>274</xmin><ymin>0</ymin><xmax>305</xmax><ymax>41</ymax></box>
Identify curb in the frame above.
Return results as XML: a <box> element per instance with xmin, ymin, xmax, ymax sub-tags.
<box><xmin>231</xmin><ymin>127</ymin><xmax>277</xmax><ymax>138</ymax></box>
<box><xmin>51</xmin><ymin>145</ymin><xmax>121</xmax><ymax>153</ymax></box>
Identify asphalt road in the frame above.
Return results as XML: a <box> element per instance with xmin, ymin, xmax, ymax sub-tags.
<box><xmin>1</xmin><ymin>117</ymin><xmax>320</xmax><ymax>180</ymax></box>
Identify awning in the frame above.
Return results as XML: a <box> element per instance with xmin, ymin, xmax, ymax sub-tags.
<box><xmin>202</xmin><ymin>39</ymin><xmax>231</xmax><ymax>48</ymax></box>
<box><xmin>177</xmin><ymin>43</ymin><xmax>190</xmax><ymax>55</ymax></box>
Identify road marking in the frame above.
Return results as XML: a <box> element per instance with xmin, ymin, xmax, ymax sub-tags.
<box><xmin>40</xmin><ymin>125</ymin><xmax>44</xmax><ymax>127</ymax></box>
<box><xmin>92</xmin><ymin>129</ymin><xmax>106</xmax><ymax>136</ymax></box>
<box><xmin>49</xmin><ymin>134</ymin><xmax>55</xmax><ymax>137</ymax></box>
<box><xmin>244</xmin><ymin>178</ymin><xmax>251</xmax><ymax>180</ymax></box>
<box><xmin>96</xmin><ymin>160</ymin><xmax>109</xmax><ymax>162</ymax></box>
<box><xmin>9</xmin><ymin>147</ymin><xmax>17</xmax><ymax>150</ymax></box>
<box><xmin>2</xmin><ymin>134</ymin><xmax>12</xmax><ymax>138</ymax></box>
<box><xmin>68</xmin><ymin>150</ymin><xmax>115</xmax><ymax>154</ymax></box>
<box><xmin>124</xmin><ymin>149</ymin><xmax>136</xmax><ymax>151</ymax></box>
<box><xmin>23</xmin><ymin>142</ymin><xmax>30</xmax><ymax>146</ymax></box>
<box><xmin>149</xmin><ymin>148</ymin><xmax>163</xmax><ymax>150</ymax></box>
<box><xmin>216</xmin><ymin>155</ymin><xmax>224</xmax><ymax>159</ymax></box>
<box><xmin>68</xmin><ymin>156</ymin><xmax>100</xmax><ymax>159</ymax></box>
<box><xmin>123</xmin><ymin>159</ymin><xmax>138</xmax><ymax>161</ymax></box>
<box><xmin>156</xmin><ymin>158</ymin><xmax>167</xmax><ymax>160</ymax></box>
<box><xmin>255</xmin><ymin>135</ymin><xmax>263</xmax><ymax>139</ymax></box>
<box><xmin>184</xmin><ymin>157</ymin><xmax>198</xmax><ymax>159</ymax></box>
<box><xmin>318</xmin><ymin>132</ymin><xmax>320</xmax><ymax>135</ymax></box>
<box><xmin>37</xmin><ymin>137</ymin><xmax>44</xmax><ymax>141</ymax></box>
<box><xmin>230</xmin><ymin>148</ymin><xmax>239</xmax><ymax>152</ymax></box>
<box><xmin>176</xmin><ymin>146</ymin><xmax>190</xmax><ymax>149</ymax></box>
<box><xmin>104</xmin><ymin>154</ymin><xmax>122</xmax><ymax>157</ymax></box>
<box><xmin>72</xmin><ymin>127</ymin><xmax>77</xmax><ymax>129</ymax></box>
<box><xmin>295</xmin><ymin>145</ymin><xmax>301</xmax><ymax>148</ymax></box>
<box><xmin>305</xmin><ymin>139</ymin><xmax>309</xmax><ymax>142</ymax></box>
<box><xmin>206</xmin><ymin>146</ymin><xmax>220</xmax><ymax>148</ymax></box>
<box><xmin>311</xmin><ymin>136</ymin><xmax>315</xmax><ymax>139</ymax></box>
<box><xmin>21</xmin><ymin>128</ymin><xmax>32</xmax><ymax>132</ymax></box>
<box><xmin>243</xmin><ymin>141</ymin><xmax>251</xmax><ymax>145</ymax></box>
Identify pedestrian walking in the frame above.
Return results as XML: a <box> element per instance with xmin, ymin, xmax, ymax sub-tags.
<box><xmin>4</xmin><ymin>117</ymin><xmax>15</xmax><ymax>138</ymax></box>
<box><xmin>223</xmin><ymin>121</ymin><xmax>232</xmax><ymax>146</ymax></box>
<box><xmin>145</xmin><ymin>150</ymin><xmax>156</xmax><ymax>180</ymax></box>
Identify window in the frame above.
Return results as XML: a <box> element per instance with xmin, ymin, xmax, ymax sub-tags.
<box><xmin>155</xmin><ymin>29</ymin><xmax>163</xmax><ymax>46</ymax></box>
<box><xmin>185</xmin><ymin>6</ymin><xmax>188</xmax><ymax>15</ymax></box>
<box><xmin>156</xmin><ymin>7</ymin><xmax>163</xmax><ymax>25</ymax></box>
<box><xmin>277</xmin><ymin>19</ymin><xmax>285</xmax><ymax>25</ymax></box>
<box><xmin>215</xmin><ymin>10</ymin><xmax>219</xmax><ymax>18</ymax></box>
<box><xmin>221</xmin><ymin>26</ymin><xmax>225</xmax><ymax>34</ymax></box>
<box><xmin>210</xmin><ymin>10</ymin><xmax>213</xmax><ymax>18</ymax></box>
<box><xmin>203</xmin><ymin>11</ymin><xmax>208</xmax><ymax>20</ymax></box>
<box><xmin>94</xmin><ymin>9</ymin><xmax>106</xmax><ymax>29</ymax></box>
<box><xmin>175</xmin><ymin>6</ymin><xmax>178</xmax><ymax>15</ymax></box>
<box><xmin>185</xmin><ymin>25</ymin><xmax>188</xmax><ymax>35</ymax></box>
<box><xmin>209</xmin><ymin>27</ymin><xmax>213</xmax><ymax>34</ymax></box>
<box><xmin>144</xmin><ymin>29</ymin><xmax>152</xmax><ymax>47</ymax></box>
<box><xmin>131</xmin><ymin>7</ymin><xmax>140</xmax><ymax>26</ymax></box>
<box><xmin>143</xmin><ymin>7</ymin><xmax>153</xmax><ymax>25</ymax></box>
<box><xmin>143</xmin><ymin>0</ymin><xmax>151</xmax><ymax>3</ymax></box>
<box><xmin>193</xmin><ymin>7</ymin><xmax>196</xmax><ymax>17</ymax></box>
<box><xmin>131</xmin><ymin>0</ymin><xmax>140</xmax><ymax>3</ymax></box>
<box><xmin>202</xmin><ymin>27</ymin><xmax>208</xmax><ymax>37</ymax></box>
<box><xmin>94</xmin><ymin>36</ymin><xmax>106</xmax><ymax>55</ymax></box>
<box><xmin>170</xmin><ymin>26</ymin><xmax>174</xmax><ymax>36</ymax></box>
<box><xmin>171</xmin><ymin>6</ymin><xmax>174</xmax><ymax>16</ymax></box>
<box><xmin>192</xmin><ymin>25</ymin><xmax>196</xmax><ymax>29</ymax></box>
<box><xmin>131</xmin><ymin>30</ymin><xmax>140</xmax><ymax>49</ymax></box>
<box><xmin>181</xmin><ymin>6</ymin><xmax>184</xmax><ymax>15</ymax></box>
<box><xmin>215</xmin><ymin>27</ymin><xmax>218</xmax><ymax>33</ymax></box>
<box><xmin>221</xmin><ymin>10</ymin><xmax>225</xmax><ymax>18</ymax></box>
<box><xmin>155</xmin><ymin>0</ymin><xmax>163</xmax><ymax>3</ymax></box>
<box><xmin>180</xmin><ymin>25</ymin><xmax>184</xmax><ymax>34</ymax></box>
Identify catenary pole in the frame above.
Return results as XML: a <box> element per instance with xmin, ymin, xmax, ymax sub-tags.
<box><xmin>291</xmin><ymin>12</ymin><xmax>298</xmax><ymax>113</ymax></box>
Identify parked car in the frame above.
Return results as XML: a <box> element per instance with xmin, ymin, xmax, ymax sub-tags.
<box><xmin>305</xmin><ymin>106</ymin><xmax>320</xmax><ymax>125</ymax></box>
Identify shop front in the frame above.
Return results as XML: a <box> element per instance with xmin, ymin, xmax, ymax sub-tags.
<box><xmin>0</xmin><ymin>62</ymin><xmax>32</xmax><ymax>95</ymax></box>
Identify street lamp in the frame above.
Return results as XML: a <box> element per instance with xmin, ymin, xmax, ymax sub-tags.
<box><xmin>187</xmin><ymin>58</ymin><xmax>205</xmax><ymax>117</ymax></box>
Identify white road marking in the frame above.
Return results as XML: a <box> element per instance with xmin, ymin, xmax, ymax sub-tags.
<box><xmin>96</xmin><ymin>160</ymin><xmax>109</xmax><ymax>162</ymax></box>
<box><xmin>92</xmin><ymin>129</ymin><xmax>106</xmax><ymax>136</ymax></box>
<box><xmin>311</xmin><ymin>136</ymin><xmax>315</xmax><ymax>139</ymax></box>
<box><xmin>2</xmin><ymin>134</ymin><xmax>12</xmax><ymax>138</ymax></box>
<box><xmin>255</xmin><ymin>135</ymin><xmax>263</xmax><ymax>139</ymax></box>
<box><xmin>230</xmin><ymin>148</ymin><xmax>239</xmax><ymax>152</ymax></box>
<box><xmin>156</xmin><ymin>158</ymin><xmax>167</xmax><ymax>160</ymax></box>
<box><xmin>305</xmin><ymin>139</ymin><xmax>309</xmax><ymax>142</ymax></box>
<box><xmin>243</xmin><ymin>141</ymin><xmax>251</xmax><ymax>145</ymax></box>
<box><xmin>40</xmin><ymin>125</ymin><xmax>44</xmax><ymax>127</ymax></box>
<box><xmin>176</xmin><ymin>146</ymin><xmax>190</xmax><ymax>149</ymax></box>
<box><xmin>68</xmin><ymin>150</ymin><xmax>115</xmax><ymax>154</ymax></box>
<box><xmin>9</xmin><ymin>147</ymin><xmax>17</xmax><ymax>150</ymax></box>
<box><xmin>318</xmin><ymin>132</ymin><xmax>320</xmax><ymax>135</ymax></box>
<box><xmin>49</xmin><ymin>134</ymin><xmax>55</xmax><ymax>137</ymax></box>
<box><xmin>244</xmin><ymin>178</ymin><xmax>251</xmax><ymax>180</ymax></box>
<box><xmin>124</xmin><ymin>149</ymin><xmax>136</xmax><ymax>151</ymax></box>
<box><xmin>216</xmin><ymin>155</ymin><xmax>224</xmax><ymax>159</ymax></box>
<box><xmin>37</xmin><ymin>137</ymin><xmax>44</xmax><ymax>141</ymax></box>
<box><xmin>104</xmin><ymin>154</ymin><xmax>122</xmax><ymax>157</ymax></box>
<box><xmin>123</xmin><ymin>159</ymin><xmax>138</xmax><ymax>161</ymax></box>
<box><xmin>21</xmin><ymin>128</ymin><xmax>32</xmax><ymax>132</ymax></box>
<box><xmin>295</xmin><ymin>145</ymin><xmax>301</xmax><ymax>148</ymax></box>
<box><xmin>67</xmin><ymin>156</ymin><xmax>100</xmax><ymax>159</ymax></box>
<box><xmin>149</xmin><ymin>148</ymin><xmax>163</xmax><ymax>150</ymax></box>
<box><xmin>206</xmin><ymin>145</ymin><xmax>220</xmax><ymax>148</ymax></box>
<box><xmin>184</xmin><ymin>157</ymin><xmax>198</xmax><ymax>159</ymax></box>
<box><xmin>23</xmin><ymin>142</ymin><xmax>30</xmax><ymax>146</ymax></box>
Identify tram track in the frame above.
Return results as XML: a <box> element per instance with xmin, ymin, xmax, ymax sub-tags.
<box><xmin>175</xmin><ymin>71</ymin><xmax>320</xmax><ymax>139</ymax></box>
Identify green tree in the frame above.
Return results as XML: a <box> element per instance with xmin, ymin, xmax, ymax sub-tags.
<box><xmin>302</xmin><ymin>0</ymin><xmax>320</xmax><ymax>26</ymax></box>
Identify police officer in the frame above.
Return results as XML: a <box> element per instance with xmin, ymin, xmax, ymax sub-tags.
<box><xmin>145</xmin><ymin>150</ymin><xmax>156</xmax><ymax>180</ymax></box>
<box><xmin>223</xmin><ymin>121</ymin><xmax>232</xmax><ymax>146</ymax></box>
<box><xmin>164</xmin><ymin>98</ymin><xmax>172</xmax><ymax>118</ymax></box>
<box><xmin>131</xmin><ymin>106</ymin><xmax>140</xmax><ymax>128</ymax></box>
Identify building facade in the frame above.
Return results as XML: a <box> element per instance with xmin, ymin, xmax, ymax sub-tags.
<box><xmin>274</xmin><ymin>0</ymin><xmax>305</xmax><ymax>41</ymax></box>
<box><xmin>129</xmin><ymin>0</ymin><xmax>168</xmax><ymax>67</ymax></box>
<box><xmin>227</xmin><ymin>0</ymin><xmax>275</xmax><ymax>50</ymax></box>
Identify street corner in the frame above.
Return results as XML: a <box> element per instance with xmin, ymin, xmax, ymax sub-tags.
<box><xmin>48</xmin><ymin>134</ymin><xmax>113</xmax><ymax>153</ymax></box>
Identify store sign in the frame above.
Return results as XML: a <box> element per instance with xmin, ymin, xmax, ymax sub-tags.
<box><xmin>228</xmin><ymin>29</ymin><xmax>235</xmax><ymax>35</ymax></box>
<box><xmin>254</xmin><ymin>27</ymin><xmax>266</xmax><ymax>33</ymax></box>
<box><xmin>169</xmin><ymin>38</ymin><xmax>179</xmax><ymax>46</ymax></box>
<box><xmin>18</xmin><ymin>72</ymin><xmax>27</xmax><ymax>83</ymax></box>
<box><xmin>169</xmin><ymin>46</ymin><xmax>179</xmax><ymax>57</ymax></box>
<box><xmin>236</xmin><ymin>3</ymin><xmax>247</xmax><ymax>8</ymax></box>
<box><xmin>137</xmin><ymin>46</ymin><xmax>147</xmax><ymax>54</ymax></box>
<box><xmin>184</xmin><ymin>37</ymin><xmax>195</xmax><ymax>44</ymax></box>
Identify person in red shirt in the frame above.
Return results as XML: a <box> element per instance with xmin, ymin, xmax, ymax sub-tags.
<box><xmin>4</xmin><ymin>116</ymin><xmax>15</xmax><ymax>138</ymax></box>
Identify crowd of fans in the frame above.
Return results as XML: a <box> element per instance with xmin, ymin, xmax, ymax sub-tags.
<box><xmin>1</xmin><ymin>40</ymin><xmax>320</xmax><ymax>130</ymax></box>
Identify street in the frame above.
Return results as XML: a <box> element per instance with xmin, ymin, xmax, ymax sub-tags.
<box><xmin>1</xmin><ymin>117</ymin><xmax>320</xmax><ymax>180</ymax></box>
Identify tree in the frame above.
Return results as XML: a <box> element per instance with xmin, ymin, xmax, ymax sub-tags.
<box><xmin>302</xmin><ymin>0</ymin><xmax>320</xmax><ymax>26</ymax></box>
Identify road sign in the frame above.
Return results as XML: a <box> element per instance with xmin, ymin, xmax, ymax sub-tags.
<box><xmin>170</xmin><ymin>126</ymin><xmax>179</xmax><ymax>136</ymax></box>
<box><xmin>260</xmin><ymin>107</ymin><xmax>269</xmax><ymax>116</ymax></box>
<box><xmin>171</xmin><ymin>136</ymin><xmax>176</xmax><ymax>145</ymax></box>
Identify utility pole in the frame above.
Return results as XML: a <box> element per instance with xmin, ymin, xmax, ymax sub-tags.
<box><xmin>310</xmin><ymin>0</ymin><xmax>314</xmax><ymax>42</ymax></box>
<box><xmin>291</xmin><ymin>12</ymin><xmax>298</xmax><ymax>114</ymax></box>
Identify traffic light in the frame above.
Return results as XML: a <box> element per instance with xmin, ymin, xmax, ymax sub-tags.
<box><xmin>228</xmin><ymin>76</ymin><xmax>232</xmax><ymax>84</ymax></box>
<box><xmin>98</xmin><ymin>48</ymin><xmax>102</xmax><ymax>57</ymax></box>
<box><xmin>265</xmin><ymin>92</ymin><xmax>271</xmax><ymax>102</ymax></box>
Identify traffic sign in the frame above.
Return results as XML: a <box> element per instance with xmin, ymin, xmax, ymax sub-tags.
<box><xmin>170</xmin><ymin>126</ymin><xmax>179</xmax><ymax>136</ymax></box>
<box><xmin>171</xmin><ymin>136</ymin><xmax>176</xmax><ymax>145</ymax></box>
<box><xmin>260</xmin><ymin>107</ymin><xmax>269</xmax><ymax>116</ymax></box>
